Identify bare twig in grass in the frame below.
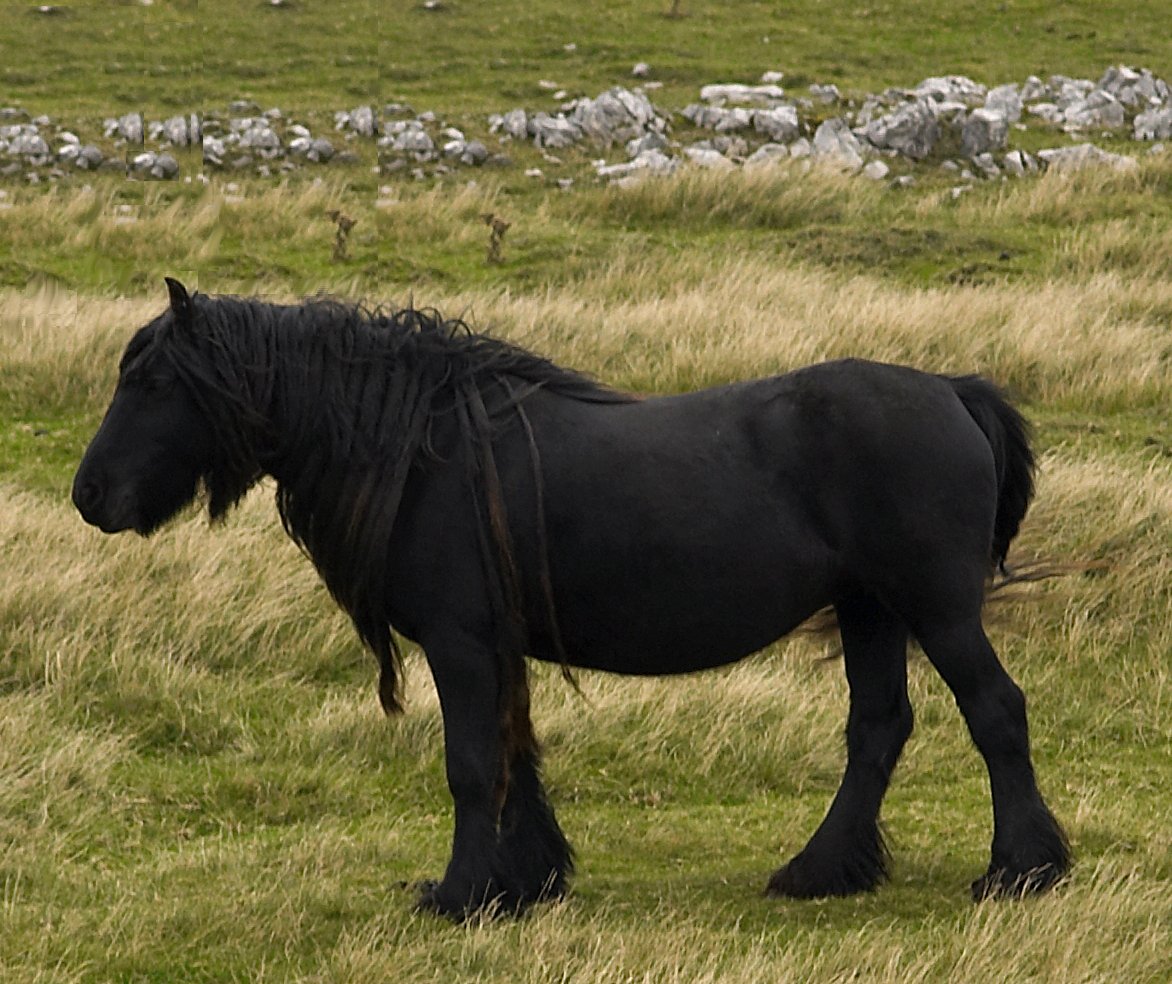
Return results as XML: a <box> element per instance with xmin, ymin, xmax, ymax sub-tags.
<box><xmin>481</xmin><ymin>212</ymin><xmax>510</xmax><ymax>264</ymax></box>
<box><xmin>326</xmin><ymin>209</ymin><xmax>356</xmax><ymax>262</ymax></box>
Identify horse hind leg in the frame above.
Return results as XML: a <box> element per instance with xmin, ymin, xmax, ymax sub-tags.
<box><xmin>912</xmin><ymin>615</ymin><xmax>1070</xmax><ymax>899</ymax></box>
<box><xmin>768</xmin><ymin>590</ymin><xmax>913</xmax><ymax>899</ymax></box>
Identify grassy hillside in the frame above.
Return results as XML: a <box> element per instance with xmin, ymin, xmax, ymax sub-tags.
<box><xmin>1</xmin><ymin>2</ymin><xmax>1171</xmax><ymax>981</ymax></box>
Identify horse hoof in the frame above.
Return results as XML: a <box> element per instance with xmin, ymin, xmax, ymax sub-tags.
<box><xmin>971</xmin><ymin>863</ymin><xmax>1066</xmax><ymax>901</ymax></box>
<box><xmin>414</xmin><ymin>880</ymin><xmax>466</xmax><ymax>920</ymax></box>
<box><xmin>766</xmin><ymin>859</ymin><xmax>872</xmax><ymax>899</ymax></box>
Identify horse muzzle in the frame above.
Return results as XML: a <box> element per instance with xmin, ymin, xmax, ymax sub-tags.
<box><xmin>71</xmin><ymin>466</ymin><xmax>138</xmax><ymax>534</ymax></box>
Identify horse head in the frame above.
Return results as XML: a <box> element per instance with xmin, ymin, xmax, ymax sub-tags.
<box><xmin>72</xmin><ymin>278</ymin><xmax>218</xmax><ymax>535</ymax></box>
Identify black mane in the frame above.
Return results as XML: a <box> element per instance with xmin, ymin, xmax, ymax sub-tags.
<box><xmin>152</xmin><ymin>293</ymin><xmax>633</xmax><ymax>711</ymax></box>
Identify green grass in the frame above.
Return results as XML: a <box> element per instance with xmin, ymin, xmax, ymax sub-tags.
<box><xmin>2</xmin><ymin>2</ymin><xmax>1171</xmax><ymax>981</ymax></box>
<box><xmin>4</xmin><ymin>1</ymin><xmax>1167</xmax><ymax>120</ymax></box>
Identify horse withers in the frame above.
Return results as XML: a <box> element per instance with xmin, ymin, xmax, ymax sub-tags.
<box><xmin>72</xmin><ymin>279</ymin><xmax>1070</xmax><ymax>917</ymax></box>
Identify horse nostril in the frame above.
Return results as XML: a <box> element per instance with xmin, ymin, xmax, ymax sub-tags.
<box><xmin>72</xmin><ymin>476</ymin><xmax>104</xmax><ymax>516</ymax></box>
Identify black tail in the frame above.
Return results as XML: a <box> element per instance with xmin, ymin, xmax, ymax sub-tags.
<box><xmin>947</xmin><ymin>376</ymin><xmax>1036</xmax><ymax>570</ymax></box>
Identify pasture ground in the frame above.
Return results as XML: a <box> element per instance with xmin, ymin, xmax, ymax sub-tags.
<box><xmin>1</xmin><ymin>2</ymin><xmax>1169</xmax><ymax>981</ymax></box>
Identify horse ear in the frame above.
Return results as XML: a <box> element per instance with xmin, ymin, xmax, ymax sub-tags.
<box><xmin>165</xmin><ymin>277</ymin><xmax>193</xmax><ymax>327</ymax></box>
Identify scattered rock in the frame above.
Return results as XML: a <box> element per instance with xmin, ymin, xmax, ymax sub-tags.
<box><xmin>984</xmin><ymin>84</ymin><xmax>1023</xmax><ymax>123</ymax></box>
<box><xmin>699</xmin><ymin>83</ymin><xmax>786</xmax><ymax>105</ymax></box>
<box><xmin>745</xmin><ymin>143</ymin><xmax>789</xmax><ymax>167</ymax></box>
<box><xmin>962</xmin><ymin>108</ymin><xmax>1009</xmax><ymax>157</ymax></box>
<box><xmin>913</xmin><ymin>75</ymin><xmax>986</xmax><ymax>106</ymax></box>
<box><xmin>1037</xmin><ymin>142</ymin><xmax>1136</xmax><ymax>173</ymax></box>
<box><xmin>684</xmin><ymin>146</ymin><xmax>734</xmax><ymax>169</ymax></box>
<box><xmin>862</xmin><ymin>159</ymin><xmax>890</xmax><ymax>180</ymax></box>
<box><xmin>1134</xmin><ymin>106</ymin><xmax>1172</xmax><ymax>140</ymax></box>
<box><xmin>858</xmin><ymin>99</ymin><xmax>939</xmax><ymax>160</ymax></box>
<box><xmin>812</xmin><ymin>118</ymin><xmax>864</xmax><ymax>169</ymax></box>
<box><xmin>753</xmin><ymin>105</ymin><xmax>799</xmax><ymax>142</ymax></box>
<box><xmin>1002</xmin><ymin>149</ymin><xmax>1037</xmax><ymax>176</ymax></box>
<box><xmin>808</xmin><ymin>83</ymin><xmax>840</xmax><ymax>105</ymax></box>
<box><xmin>307</xmin><ymin>138</ymin><xmax>334</xmax><ymax>162</ymax></box>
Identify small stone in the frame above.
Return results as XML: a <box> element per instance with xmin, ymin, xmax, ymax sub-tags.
<box><xmin>684</xmin><ymin>146</ymin><xmax>734</xmax><ymax>169</ymax></box>
<box><xmin>118</xmin><ymin>112</ymin><xmax>144</xmax><ymax>144</ymax></box>
<box><xmin>808</xmin><ymin>83</ymin><xmax>840</xmax><ymax>104</ymax></box>
<box><xmin>862</xmin><ymin>160</ymin><xmax>890</xmax><ymax>180</ymax></box>
<box><xmin>632</xmin><ymin>62</ymin><xmax>651</xmax><ymax>78</ymax></box>
<box><xmin>746</xmin><ymin>143</ymin><xmax>789</xmax><ymax>167</ymax></box>
<box><xmin>700</xmin><ymin>83</ymin><xmax>786</xmax><ymax>105</ymax></box>
<box><xmin>150</xmin><ymin>153</ymin><xmax>179</xmax><ymax>179</ymax></box>
<box><xmin>460</xmin><ymin>140</ymin><xmax>488</xmax><ymax>165</ymax></box>
<box><xmin>307</xmin><ymin>138</ymin><xmax>335</xmax><ymax>162</ymax></box>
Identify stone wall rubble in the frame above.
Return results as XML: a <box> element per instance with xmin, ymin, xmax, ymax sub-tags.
<box><xmin>0</xmin><ymin>65</ymin><xmax>1167</xmax><ymax>185</ymax></box>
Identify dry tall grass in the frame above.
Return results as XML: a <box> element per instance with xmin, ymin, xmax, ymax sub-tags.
<box><xmin>4</xmin><ymin>252</ymin><xmax>1170</xmax><ymax>417</ymax></box>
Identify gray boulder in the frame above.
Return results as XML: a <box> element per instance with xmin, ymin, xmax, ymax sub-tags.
<box><xmin>118</xmin><ymin>112</ymin><xmax>144</xmax><ymax>144</ymax></box>
<box><xmin>1002</xmin><ymin>150</ymin><xmax>1038</xmax><ymax>176</ymax></box>
<box><xmin>1020</xmin><ymin>75</ymin><xmax>1049</xmax><ymax>102</ymax></box>
<box><xmin>753</xmin><ymin>105</ymin><xmax>799</xmax><ymax>142</ymax></box>
<box><xmin>393</xmin><ymin>127</ymin><xmax>435</xmax><ymax>155</ymax></box>
<box><xmin>812</xmin><ymin>117</ymin><xmax>864</xmax><ymax>168</ymax></box>
<box><xmin>858</xmin><ymin>98</ymin><xmax>939</xmax><ymax>159</ymax></box>
<box><xmin>1027</xmin><ymin>103</ymin><xmax>1064</xmax><ymax>124</ymax></box>
<box><xmin>1061</xmin><ymin>90</ymin><xmax>1125</xmax><ymax>130</ymax></box>
<box><xmin>1037</xmin><ymin>142</ymin><xmax>1136</xmax><ymax>173</ymax></box>
<box><xmin>500</xmin><ymin>109</ymin><xmax>528</xmax><ymax>140</ymax></box>
<box><xmin>151</xmin><ymin>153</ymin><xmax>179</xmax><ymax>179</ymax></box>
<box><xmin>681</xmin><ymin>104</ymin><xmax>750</xmax><ymax>131</ymax></box>
<box><xmin>625</xmin><ymin>130</ymin><xmax>668</xmax><ymax>158</ymax></box>
<box><xmin>570</xmin><ymin>87</ymin><xmax>662</xmax><ymax>146</ymax></box>
<box><xmin>7</xmin><ymin>131</ymin><xmax>50</xmax><ymax>158</ymax></box>
<box><xmin>1134</xmin><ymin>106</ymin><xmax>1172</xmax><ymax>140</ymax></box>
<box><xmin>460</xmin><ymin>140</ymin><xmax>488</xmax><ymax>165</ymax></box>
<box><xmin>745</xmin><ymin>142</ymin><xmax>789</xmax><ymax>167</ymax></box>
<box><xmin>596</xmin><ymin>147</ymin><xmax>677</xmax><ymax>180</ymax></box>
<box><xmin>528</xmin><ymin>112</ymin><xmax>581</xmax><ymax>149</ymax></box>
<box><xmin>683</xmin><ymin>145</ymin><xmax>734</xmax><ymax>169</ymax></box>
<box><xmin>161</xmin><ymin>115</ymin><xmax>193</xmax><ymax>146</ymax></box>
<box><xmin>1097</xmin><ymin>65</ymin><xmax>1170</xmax><ymax>107</ymax></box>
<box><xmin>913</xmin><ymin>75</ymin><xmax>986</xmax><ymax>105</ymax></box>
<box><xmin>961</xmin><ymin>108</ymin><xmax>1009</xmax><ymax>156</ymax></box>
<box><xmin>699</xmin><ymin>83</ymin><xmax>786</xmax><ymax>105</ymax></box>
<box><xmin>347</xmin><ymin>105</ymin><xmax>377</xmax><ymax>137</ymax></box>
<box><xmin>984</xmin><ymin>84</ymin><xmax>1023</xmax><ymax>123</ymax></box>
<box><xmin>69</xmin><ymin>144</ymin><xmax>104</xmax><ymax>170</ymax></box>
<box><xmin>202</xmin><ymin>136</ymin><xmax>226</xmax><ymax>165</ymax></box>
<box><xmin>307</xmin><ymin>138</ymin><xmax>334</xmax><ymax>162</ymax></box>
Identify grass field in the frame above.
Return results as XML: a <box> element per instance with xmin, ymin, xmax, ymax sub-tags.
<box><xmin>2</xmin><ymin>2</ymin><xmax>1171</xmax><ymax>981</ymax></box>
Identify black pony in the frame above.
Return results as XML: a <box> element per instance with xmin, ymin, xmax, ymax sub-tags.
<box><xmin>73</xmin><ymin>279</ymin><xmax>1070</xmax><ymax>917</ymax></box>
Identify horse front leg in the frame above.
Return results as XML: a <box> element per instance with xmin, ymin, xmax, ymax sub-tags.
<box><xmin>418</xmin><ymin>627</ymin><xmax>571</xmax><ymax>919</ymax></box>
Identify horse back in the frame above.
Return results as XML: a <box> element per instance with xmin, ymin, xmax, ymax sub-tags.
<box><xmin>484</xmin><ymin>359</ymin><xmax>999</xmax><ymax>674</ymax></box>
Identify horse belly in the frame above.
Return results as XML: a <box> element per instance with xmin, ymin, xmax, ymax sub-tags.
<box><xmin>536</xmin><ymin>492</ymin><xmax>832</xmax><ymax>675</ymax></box>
